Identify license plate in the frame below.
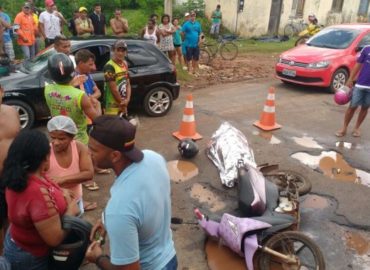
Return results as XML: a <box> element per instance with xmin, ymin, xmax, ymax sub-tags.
<box><xmin>282</xmin><ymin>69</ymin><xmax>296</xmax><ymax>77</ymax></box>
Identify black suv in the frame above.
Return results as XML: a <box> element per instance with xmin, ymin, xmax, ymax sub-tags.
<box><xmin>0</xmin><ymin>38</ymin><xmax>180</xmax><ymax>128</ymax></box>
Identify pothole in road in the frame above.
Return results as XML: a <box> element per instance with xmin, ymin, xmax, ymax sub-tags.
<box><xmin>291</xmin><ymin>151</ymin><xmax>370</xmax><ymax>187</ymax></box>
<box><xmin>335</xmin><ymin>141</ymin><xmax>361</xmax><ymax>150</ymax></box>
<box><xmin>292</xmin><ymin>136</ymin><xmax>323</xmax><ymax>149</ymax></box>
<box><xmin>252</xmin><ymin>130</ymin><xmax>281</xmax><ymax>145</ymax></box>
<box><xmin>205</xmin><ymin>238</ymin><xmax>246</xmax><ymax>270</ymax></box>
<box><xmin>167</xmin><ymin>160</ymin><xmax>199</xmax><ymax>183</ymax></box>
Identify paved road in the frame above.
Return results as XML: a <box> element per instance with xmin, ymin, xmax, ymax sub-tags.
<box><xmin>80</xmin><ymin>79</ymin><xmax>370</xmax><ymax>269</ymax></box>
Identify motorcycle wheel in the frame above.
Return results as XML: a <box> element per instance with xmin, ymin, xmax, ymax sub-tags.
<box><xmin>295</xmin><ymin>36</ymin><xmax>308</xmax><ymax>46</ymax></box>
<box><xmin>259</xmin><ymin>231</ymin><xmax>326</xmax><ymax>270</ymax></box>
<box><xmin>265</xmin><ymin>170</ymin><xmax>312</xmax><ymax>196</ymax></box>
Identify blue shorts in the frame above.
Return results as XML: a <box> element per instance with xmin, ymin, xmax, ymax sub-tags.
<box><xmin>186</xmin><ymin>47</ymin><xmax>200</xmax><ymax>61</ymax></box>
<box><xmin>350</xmin><ymin>86</ymin><xmax>370</xmax><ymax>108</ymax></box>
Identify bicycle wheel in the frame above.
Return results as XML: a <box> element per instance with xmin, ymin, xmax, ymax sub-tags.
<box><xmin>199</xmin><ymin>48</ymin><xmax>211</xmax><ymax>66</ymax></box>
<box><xmin>220</xmin><ymin>42</ymin><xmax>238</xmax><ymax>60</ymax></box>
<box><xmin>259</xmin><ymin>231</ymin><xmax>326</xmax><ymax>270</ymax></box>
<box><xmin>265</xmin><ymin>170</ymin><xmax>312</xmax><ymax>196</ymax></box>
<box><xmin>284</xmin><ymin>24</ymin><xmax>296</xmax><ymax>37</ymax></box>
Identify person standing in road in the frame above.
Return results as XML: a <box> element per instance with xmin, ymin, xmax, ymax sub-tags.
<box><xmin>0</xmin><ymin>6</ymin><xmax>15</xmax><ymax>62</ymax></box>
<box><xmin>210</xmin><ymin>5</ymin><xmax>222</xmax><ymax>37</ymax></box>
<box><xmin>336</xmin><ymin>46</ymin><xmax>370</xmax><ymax>138</ymax></box>
<box><xmin>90</xmin><ymin>3</ymin><xmax>106</xmax><ymax>36</ymax></box>
<box><xmin>158</xmin><ymin>14</ymin><xmax>175</xmax><ymax>63</ymax></box>
<box><xmin>110</xmin><ymin>9</ymin><xmax>128</xmax><ymax>37</ymax></box>
<box><xmin>38</xmin><ymin>2</ymin><xmax>63</xmax><ymax>47</ymax></box>
<box><xmin>181</xmin><ymin>12</ymin><xmax>190</xmax><ymax>70</ymax></box>
<box><xmin>182</xmin><ymin>10</ymin><xmax>203</xmax><ymax>74</ymax></box>
<box><xmin>103</xmin><ymin>39</ymin><xmax>131</xmax><ymax>116</ymax></box>
<box><xmin>75</xmin><ymin>7</ymin><xmax>94</xmax><ymax>38</ymax></box>
<box><xmin>172</xmin><ymin>17</ymin><xmax>184</xmax><ymax>67</ymax></box>
<box><xmin>44</xmin><ymin>53</ymin><xmax>99</xmax><ymax>144</ymax></box>
<box><xmin>85</xmin><ymin>115</ymin><xmax>177</xmax><ymax>270</ymax></box>
<box><xmin>14</xmin><ymin>2</ymin><xmax>37</xmax><ymax>60</ymax></box>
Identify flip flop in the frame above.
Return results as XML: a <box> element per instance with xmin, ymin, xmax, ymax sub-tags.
<box><xmin>335</xmin><ymin>131</ymin><xmax>346</xmax><ymax>137</ymax></box>
<box><xmin>87</xmin><ymin>182</ymin><xmax>100</xmax><ymax>191</ymax></box>
<box><xmin>96</xmin><ymin>169</ymin><xmax>111</xmax><ymax>174</ymax></box>
<box><xmin>84</xmin><ymin>182</ymin><xmax>95</xmax><ymax>188</ymax></box>
<box><xmin>83</xmin><ymin>201</ymin><xmax>97</xmax><ymax>211</ymax></box>
<box><xmin>352</xmin><ymin>130</ymin><xmax>361</xmax><ymax>137</ymax></box>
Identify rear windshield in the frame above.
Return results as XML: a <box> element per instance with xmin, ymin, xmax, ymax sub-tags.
<box><xmin>307</xmin><ymin>28</ymin><xmax>360</xmax><ymax>49</ymax></box>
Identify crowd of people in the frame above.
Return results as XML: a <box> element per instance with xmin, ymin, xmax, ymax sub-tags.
<box><xmin>0</xmin><ymin>1</ymin><xmax>224</xmax><ymax>75</ymax></box>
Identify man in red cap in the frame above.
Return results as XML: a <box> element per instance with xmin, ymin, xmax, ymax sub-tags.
<box><xmin>86</xmin><ymin>115</ymin><xmax>177</xmax><ymax>270</ymax></box>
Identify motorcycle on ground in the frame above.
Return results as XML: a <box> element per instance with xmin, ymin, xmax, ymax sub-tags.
<box><xmin>195</xmin><ymin>161</ymin><xmax>325</xmax><ymax>270</ymax></box>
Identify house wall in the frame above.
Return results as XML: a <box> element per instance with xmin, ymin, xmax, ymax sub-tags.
<box><xmin>204</xmin><ymin>0</ymin><xmax>370</xmax><ymax>37</ymax></box>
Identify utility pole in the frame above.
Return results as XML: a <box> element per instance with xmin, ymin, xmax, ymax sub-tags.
<box><xmin>164</xmin><ymin>0</ymin><xmax>173</xmax><ymax>17</ymax></box>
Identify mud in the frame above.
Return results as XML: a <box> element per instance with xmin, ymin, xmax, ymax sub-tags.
<box><xmin>345</xmin><ymin>232</ymin><xmax>370</xmax><ymax>256</ymax></box>
<box><xmin>291</xmin><ymin>151</ymin><xmax>370</xmax><ymax>187</ymax></box>
<box><xmin>205</xmin><ymin>238</ymin><xmax>246</xmax><ymax>270</ymax></box>
<box><xmin>301</xmin><ymin>194</ymin><xmax>330</xmax><ymax>209</ymax></box>
<box><xmin>252</xmin><ymin>130</ymin><xmax>281</xmax><ymax>145</ymax></box>
<box><xmin>292</xmin><ymin>136</ymin><xmax>323</xmax><ymax>149</ymax></box>
<box><xmin>190</xmin><ymin>183</ymin><xmax>226</xmax><ymax>212</ymax></box>
<box><xmin>167</xmin><ymin>160</ymin><xmax>199</xmax><ymax>183</ymax></box>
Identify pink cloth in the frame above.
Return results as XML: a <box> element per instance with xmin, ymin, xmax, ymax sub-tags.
<box><xmin>48</xmin><ymin>140</ymin><xmax>82</xmax><ymax>200</ymax></box>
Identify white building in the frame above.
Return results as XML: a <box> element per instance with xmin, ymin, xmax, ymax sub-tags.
<box><xmin>204</xmin><ymin>0</ymin><xmax>370</xmax><ymax>37</ymax></box>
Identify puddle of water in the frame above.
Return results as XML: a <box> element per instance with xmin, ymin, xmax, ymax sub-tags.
<box><xmin>167</xmin><ymin>160</ymin><xmax>198</xmax><ymax>183</ymax></box>
<box><xmin>190</xmin><ymin>183</ymin><xmax>226</xmax><ymax>212</ymax></box>
<box><xmin>252</xmin><ymin>130</ymin><xmax>281</xmax><ymax>145</ymax></box>
<box><xmin>301</xmin><ymin>195</ymin><xmax>329</xmax><ymax>209</ymax></box>
<box><xmin>292</xmin><ymin>136</ymin><xmax>323</xmax><ymax>149</ymax></box>
<box><xmin>335</xmin><ymin>141</ymin><xmax>359</xmax><ymax>150</ymax></box>
<box><xmin>345</xmin><ymin>232</ymin><xmax>370</xmax><ymax>256</ymax></box>
<box><xmin>291</xmin><ymin>151</ymin><xmax>370</xmax><ymax>187</ymax></box>
<box><xmin>205</xmin><ymin>238</ymin><xmax>246</xmax><ymax>270</ymax></box>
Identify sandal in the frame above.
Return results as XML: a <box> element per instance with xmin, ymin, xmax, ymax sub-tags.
<box><xmin>352</xmin><ymin>130</ymin><xmax>361</xmax><ymax>137</ymax></box>
<box><xmin>83</xmin><ymin>201</ymin><xmax>97</xmax><ymax>211</ymax></box>
<box><xmin>96</xmin><ymin>169</ymin><xmax>111</xmax><ymax>174</ymax></box>
<box><xmin>85</xmin><ymin>182</ymin><xmax>100</xmax><ymax>191</ymax></box>
<box><xmin>335</xmin><ymin>131</ymin><xmax>346</xmax><ymax>137</ymax></box>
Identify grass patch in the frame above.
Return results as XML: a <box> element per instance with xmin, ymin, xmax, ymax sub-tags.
<box><xmin>237</xmin><ymin>38</ymin><xmax>296</xmax><ymax>54</ymax></box>
<box><xmin>176</xmin><ymin>64</ymin><xmax>193</xmax><ymax>82</ymax></box>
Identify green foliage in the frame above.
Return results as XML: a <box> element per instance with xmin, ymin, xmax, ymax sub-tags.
<box><xmin>173</xmin><ymin>0</ymin><xmax>205</xmax><ymax>18</ymax></box>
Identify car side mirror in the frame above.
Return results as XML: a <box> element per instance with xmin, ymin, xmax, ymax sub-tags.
<box><xmin>355</xmin><ymin>46</ymin><xmax>363</xmax><ymax>52</ymax></box>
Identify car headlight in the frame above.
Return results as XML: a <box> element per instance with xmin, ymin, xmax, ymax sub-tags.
<box><xmin>307</xmin><ymin>61</ymin><xmax>330</xmax><ymax>69</ymax></box>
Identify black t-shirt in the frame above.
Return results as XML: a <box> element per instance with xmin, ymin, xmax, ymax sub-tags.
<box><xmin>90</xmin><ymin>12</ymin><xmax>106</xmax><ymax>35</ymax></box>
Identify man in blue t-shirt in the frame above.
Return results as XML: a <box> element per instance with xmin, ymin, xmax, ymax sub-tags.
<box><xmin>0</xmin><ymin>6</ymin><xmax>15</xmax><ymax>61</ymax></box>
<box><xmin>336</xmin><ymin>46</ymin><xmax>370</xmax><ymax>138</ymax></box>
<box><xmin>86</xmin><ymin>115</ymin><xmax>177</xmax><ymax>270</ymax></box>
<box><xmin>182</xmin><ymin>10</ymin><xmax>203</xmax><ymax>74</ymax></box>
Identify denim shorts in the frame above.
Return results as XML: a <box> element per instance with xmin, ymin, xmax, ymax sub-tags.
<box><xmin>3</xmin><ymin>231</ymin><xmax>48</xmax><ymax>270</ymax></box>
<box><xmin>350</xmin><ymin>86</ymin><xmax>370</xmax><ymax>108</ymax></box>
<box><xmin>186</xmin><ymin>47</ymin><xmax>200</xmax><ymax>61</ymax></box>
<box><xmin>161</xmin><ymin>255</ymin><xmax>177</xmax><ymax>270</ymax></box>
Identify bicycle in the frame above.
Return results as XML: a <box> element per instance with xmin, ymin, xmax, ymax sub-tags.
<box><xmin>199</xmin><ymin>34</ymin><xmax>239</xmax><ymax>66</ymax></box>
<box><xmin>284</xmin><ymin>16</ymin><xmax>308</xmax><ymax>37</ymax></box>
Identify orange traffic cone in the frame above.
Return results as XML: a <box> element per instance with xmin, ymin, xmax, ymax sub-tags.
<box><xmin>173</xmin><ymin>94</ymin><xmax>202</xmax><ymax>140</ymax></box>
<box><xmin>254</xmin><ymin>87</ymin><xmax>282</xmax><ymax>131</ymax></box>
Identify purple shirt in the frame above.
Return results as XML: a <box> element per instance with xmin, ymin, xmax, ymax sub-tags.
<box><xmin>356</xmin><ymin>46</ymin><xmax>370</xmax><ymax>88</ymax></box>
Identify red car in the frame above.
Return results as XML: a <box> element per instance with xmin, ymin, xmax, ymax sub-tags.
<box><xmin>276</xmin><ymin>24</ymin><xmax>370</xmax><ymax>92</ymax></box>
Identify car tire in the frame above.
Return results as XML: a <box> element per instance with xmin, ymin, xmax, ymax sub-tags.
<box><xmin>143</xmin><ymin>87</ymin><xmax>173</xmax><ymax>117</ymax></box>
<box><xmin>4</xmin><ymin>99</ymin><xmax>35</xmax><ymax>129</ymax></box>
<box><xmin>329</xmin><ymin>68</ymin><xmax>348</xmax><ymax>93</ymax></box>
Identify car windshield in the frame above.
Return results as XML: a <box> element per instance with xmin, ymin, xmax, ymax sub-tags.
<box><xmin>306</xmin><ymin>28</ymin><xmax>360</xmax><ymax>49</ymax></box>
<box><xmin>22</xmin><ymin>47</ymin><xmax>56</xmax><ymax>73</ymax></box>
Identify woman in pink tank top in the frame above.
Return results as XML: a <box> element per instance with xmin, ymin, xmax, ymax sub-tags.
<box><xmin>46</xmin><ymin>116</ymin><xmax>94</xmax><ymax>214</ymax></box>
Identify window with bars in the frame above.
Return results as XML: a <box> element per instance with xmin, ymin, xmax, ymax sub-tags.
<box><xmin>331</xmin><ymin>0</ymin><xmax>344</xmax><ymax>12</ymax></box>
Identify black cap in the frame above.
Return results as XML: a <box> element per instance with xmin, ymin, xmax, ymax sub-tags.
<box><xmin>89</xmin><ymin>115</ymin><xmax>143</xmax><ymax>162</ymax></box>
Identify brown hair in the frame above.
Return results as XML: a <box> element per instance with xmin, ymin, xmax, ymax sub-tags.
<box><xmin>75</xmin><ymin>49</ymin><xmax>96</xmax><ymax>64</ymax></box>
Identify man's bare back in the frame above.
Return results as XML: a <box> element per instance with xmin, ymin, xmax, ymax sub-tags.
<box><xmin>0</xmin><ymin>104</ymin><xmax>20</xmax><ymax>173</ymax></box>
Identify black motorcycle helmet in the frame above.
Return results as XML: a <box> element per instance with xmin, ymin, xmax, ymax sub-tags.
<box><xmin>48</xmin><ymin>53</ymin><xmax>74</xmax><ymax>84</ymax></box>
<box><xmin>49</xmin><ymin>216</ymin><xmax>92</xmax><ymax>270</ymax></box>
<box><xmin>178</xmin><ymin>138</ymin><xmax>199</xmax><ymax>158</ymax></box>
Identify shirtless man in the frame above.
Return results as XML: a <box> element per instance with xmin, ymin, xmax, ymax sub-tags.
<box><xmin>110</xmin><ymin>9</ymin><xmax>128</xmax><ymax>37</ymax></box>
<box><xmin>0</xmin><ymin>84</ymin><xmax>21</xmax><ymax>253</ymax></box>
